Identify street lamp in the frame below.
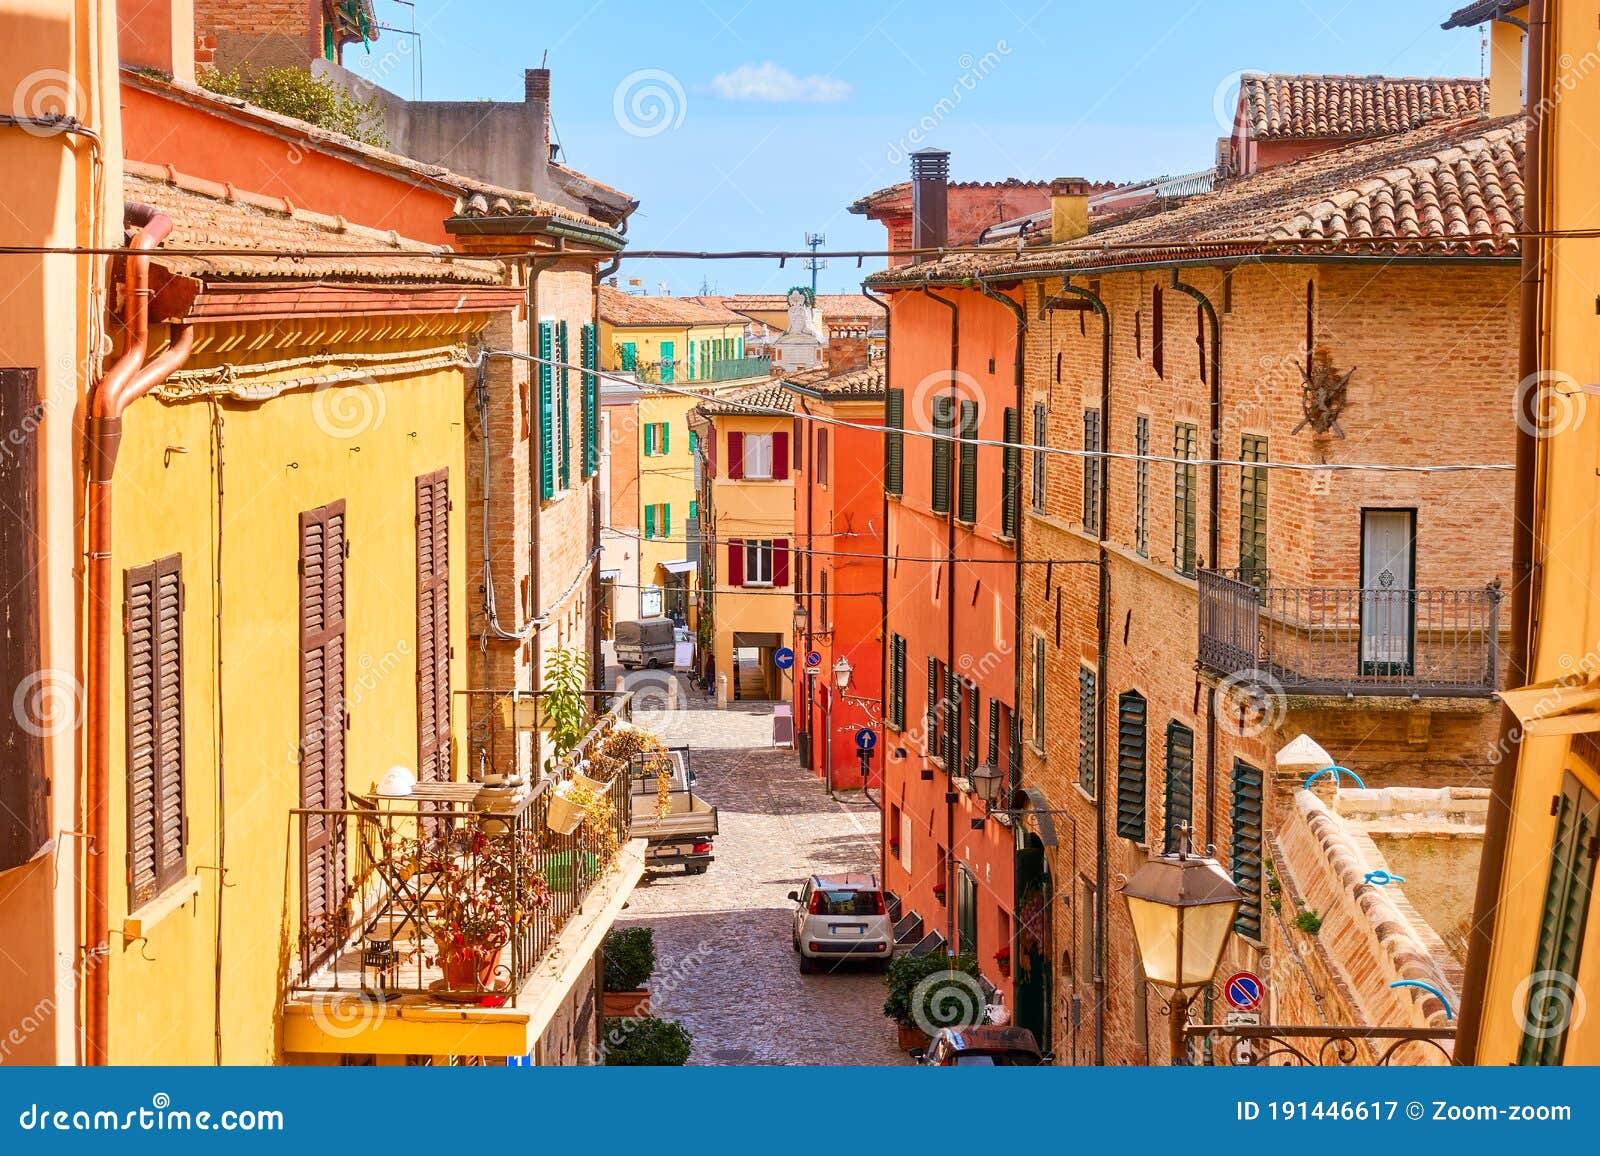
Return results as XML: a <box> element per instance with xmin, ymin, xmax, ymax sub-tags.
<box><xmin>970</xmin><ymin>763</ymin><xmax>1004</xmax><ymax>828</ymax></box>
<box><xmin>832</xmin><ymin>656</ymin><xmax>853</xmax><ymax>691</ymax></box>
<box><xmin>1120</xmin><ymin>823</ymin><xmax>1241</xmax><ymax>1065</ymax></box>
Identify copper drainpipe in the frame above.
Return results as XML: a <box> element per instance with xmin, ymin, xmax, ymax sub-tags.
<box><xmin>84</xmin><ymin>204</ymin><xmax>194</xmax><ymax>1064</ymax></box>
<box><xmin>1456</xmin><ymin>0</ymin><xmax>1547</xmax><ymax>1065</ymax></box>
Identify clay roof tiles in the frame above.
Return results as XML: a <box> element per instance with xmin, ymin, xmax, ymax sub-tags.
<box><xmin>868</xmin><ymin>115</ymin><xmax>1524</xmax><ymax>286</ymax></box>
<box><xmin>694</xmin><ymin>379</ymin><xmax>797</xmax><ymax>415</ymax></box>
<box><xmin>125</xmin><ymin>164</ymin><xmax>503</xmax><ymax>284</ymax></box>
<box><xmin>1240</xmin><ymin>73</ymin><xmax>1487</xmax><ymax>142</ymax></box>
<box><xmin>597</xmin><ymin>286</ymin><xmax>751</xmax><ymax>327</ymax></box>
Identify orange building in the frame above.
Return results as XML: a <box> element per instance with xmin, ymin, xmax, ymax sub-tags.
<box><xmin>862</xmin><ymin>151</ymin><xmax>1028</xmax><ymax>1025</ymax></box>
<box><xmin>787</xmin><ymin>356</ymin><xmax>887</xmax><ymax>791</ymax></box>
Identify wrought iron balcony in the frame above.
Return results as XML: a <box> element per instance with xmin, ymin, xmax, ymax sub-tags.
<box><xmin>1198</xmin><ymin>568</ymin><xmax>1502</xmax><ymax>698</ymax></box>
<box><xmin>290</xmin><ymin>692</ymin><xmax>635</xmax><ymax>1007</ymax></box>
<box><xmin>1185</xmin><ymin>1023</ymin><xmax>1456</xmax><ymax>1066</ymax></box>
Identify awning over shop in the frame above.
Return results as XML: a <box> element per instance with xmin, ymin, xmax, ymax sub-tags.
<box><xmin>659</xmin><ymin>559</ymin><xmax>696</xmax><ymax>575</ymax></box>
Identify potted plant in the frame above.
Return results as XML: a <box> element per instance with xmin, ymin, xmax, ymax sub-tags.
<box><xmin>932</xmin><ymin>880</ymin><xmax>947</xmax><ymax>904</ymax></box>
<box><xmin>883</xmin><ymin>951</ymin><xmax>981</xmax><ymax>1052</ymax></box>
<box><xmin>424</xmin><ymin>828</ymin><xmax>549</xmax><ymax>996</ymax></box>
<box><xmin>602</xmin><ymin>926</ymin><xmax>656</xmax><ymax>1017</ymax></box>
<box><xmin>601</xmin><ymin>1015</ymin><xmax>692</xmax><ymax>1065</ymax></box>
<box><xmin>994</xmin><ymin>945</ymin><xmax>1012</xmax><ymax>978</ymax></box>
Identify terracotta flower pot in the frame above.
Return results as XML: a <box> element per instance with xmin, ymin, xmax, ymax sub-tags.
<box><xmin>602</xmin><ymin>989</ymin><xmax>651</xmax><ymax>1018</ymax></box>
<box><xmin>897</xmin><ymin>1024</ymin><xmax>931</xmax><ymax>1052</ymax></box>
<box><xmin>441</xmin><ymin>944</ymin><xmax>500</xmax><ymax>990</ymax></box>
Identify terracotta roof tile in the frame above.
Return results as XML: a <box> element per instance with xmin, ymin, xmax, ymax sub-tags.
<box><xmin>783</xmin><ymin>364</ymin><xmax>885</xmax><ymax>400</ymax></box>
<box><xmin>709</xmin><ymin>293</ymin><xmax>881</xmax><ymax>320</ymax></box>
<box><xmin>1240</xmin><ymin>73</ymin><xmax>1487</xmax><ymax>142</ymax></box>
<box><xmin>694</xmin><ymin>379</ymin><xmax>796</xmax><ymax>415</ymax></box>
<box><xmin>870</xmin><ymin>116</ymin><xmax>1524</xmax><ymax>285</ymax></box>
<box><xmin>598</xmin><ymin>286</ymin><xmax>750</xmax><ymax>327</ymax></box>
<box><xmin>1442</xmin><ymin>1</ymin><xmax>1523</xmax><ymax>29</ymax></box>
<box><xmin>125</xmin><ymin>164</ymin><xmax>503</xmax><ymax>284</ymax></box>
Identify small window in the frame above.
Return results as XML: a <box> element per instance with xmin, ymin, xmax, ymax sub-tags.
<box><xmin>1031</xmin><ymin>636</ymin><xmax>1047</xmax><ymax>750</ymax></box>
<box><xmin>817</xmin><ymin>427</ymin><xmax>830</xmax><ymax>485</ymax></box>
<box><xmin>744</xmin><ymin>432</ymin><xmax>775</xmax><ymax>479</ymax></box>
<box><xmin>1077</xmin><ymin>667</ymin><xmax>1097</xmax><ymax>797</ymax></box>
<box><xmin>1173</xmin><ymin>423</ymin><xmax>1198</xmax><ymax>576</ymax></box>
<box><xmin>819</xmin><ymin>570</ymin><xmax>829</xmax><ymax>630</ymax></box>
<box><xmin>743</xmin><ymin>539</ymin><xmax>774</xmax><ymax>584</ymax></box>
<box><xmin>1134</xmin><ymin>416</ymin><xmax>1150</xmax><ymax>557</ymax></box>
<box><xmin>1082</xmin><ymin>409</ymin><xmax>1102</xmax><ymax>535</ymax></box>
<box><xmin>1031</xmin><ymin>403</ymin><xmax>1047</xmax><ymax>513</ymax></box>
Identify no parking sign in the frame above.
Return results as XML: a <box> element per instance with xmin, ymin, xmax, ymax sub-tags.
<box><xmin>1224</xmin><ymin>971</ymin><xmax>1264</xmax><ymax>1013</ymax></box>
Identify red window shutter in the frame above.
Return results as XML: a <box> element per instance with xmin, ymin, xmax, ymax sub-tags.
<box><xmin>774</xmin><ymin>538</ymin><xmax>790</xmax><ymax>587</ymax></box>
<box><xmin>728</xmin><ymin>431</ymin><xmax>745</xmax><ymax>479</ymax></box>
<box><xmin>299</xmin><ymin>501</ymin><xmax>348</xmax><ymax>940</ymax></box>
<box><xmin>773</xmin><ymin>431</ymin><xmax>790</xmax><ymax>480</ymax></box>
<box><xmin>416</xmin><ymin>469</ymin><xmax>450</xmax><ymax>782</ymax></box>
<box><xmin>727</xmin><ymin>538</ymin><xmax>745</xmax><ymax>586</ymax></box>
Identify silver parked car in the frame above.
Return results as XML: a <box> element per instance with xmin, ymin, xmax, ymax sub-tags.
<box><xmin>788</xmin><ymin>872</ymin><xmax>892</xmax><ymax>973</ymax></box>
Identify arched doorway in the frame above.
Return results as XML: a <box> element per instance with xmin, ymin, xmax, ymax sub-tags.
<box><xmin>1014</xmin><ymin>829</ymin><xmax>1054</xmax><ymax>1055</ymax></box>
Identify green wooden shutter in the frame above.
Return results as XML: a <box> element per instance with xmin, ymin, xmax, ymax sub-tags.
<box><xmin>1002</xmin><ymin>406</ymin><xmax>1019</xmax><ymax>537</ymax></box>
<box><xmin>558</xmin><ymin>321</ymin><xmax>571</xmax><ymax>490</ymax></box>
<box><xmin>885</xmin><ymin>389</ymin><xmax>905</xmax><ymax>496</ymax></box>
<box><xmin>1116</xmin><ymin>692</ymin><xmax>1147</xmax><ymax>841</ymax></box>
<box><xmin>582</xmin><ymin>323</ymin><xmax>598</xmax><ymax>477</ymax></box>
<box><xmin>1239</xmin><ymin>435</ymin><xmax>1268</xmax><ymax>574</ymax></box>
<box><xmin>1078</xmin><ymin>667</ymin><xmax>1097</xmax><ymax>797</ymax></box>
<box><xmin>1519</xmin><ymin>772</ymin><xmax>1599</xmax><ymax>1064</ymax></box>
<box><xmin>958</xmin><ymin>399</ymin><xmax>978</xmax><ymax>523</ymax></box>
<box><xmin>987</xmin><ymin>698</ymin><xmax>1001</xmax><ymax>767</ymax></box>
<box><xmin>931</xmin><ymin>398</ymin><xmax>952</xmax><ymax>515</ymax></box>
<box><xmin>538</xmin><ymin>321</ymin><xmax>555</xmax><ymax>499</ymax></box>
<box><xmin>662</xmin><ymin>423</ymin><xmax>670</xmax><ymax>455</ymax></box>
<box><xmin>621</xmin><ymin>342</ymin><xmax>637</xmax><ymax>371</ymax></box>
<box><xmin>1164</xmin><ymin>721</ymin><xmax>1195</xmax><ymax>853</ymax></box>
<box><xmin>663</xmin><ymin>503</ymin><xmax>671</xmax><ymax>539</ymax></box>
<box><xmin>1173</xmin><ymin>423</ymin><xmax>1197</xmax><ymax>576</ymax></box>
<box><xmin>644</xmin><ymin>504</ymin><xmax>656</xmax><ymax>540</ymax></box>
<box><xmin>1231</xmin><ymin>759</ymin><xmax>1264</xmax><ymax>939</ymax></box>
<box><xmin>926</xmin><ymin>657</ymin><xmax>939</xmax><ymax>745</ymax></box>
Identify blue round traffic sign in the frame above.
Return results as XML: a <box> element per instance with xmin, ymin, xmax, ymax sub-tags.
<box><xmin>855</xmin><ymin>728</ymin><xmax>878</xmax><ymax>752</ymax></box>
<box><xmin>774</xmin><ymin>647</ymin><xmax>795</xmax><ymax>670</ymax></box>
<box><xmin>805</xmin><ymin>650</ymin><xmax>823</xmax><ymax>669</ymax></box>
<box><xmin>1224</xmin><ymin>971</ymin><xmax>1264</xmax><ymax>1012</ymax></box>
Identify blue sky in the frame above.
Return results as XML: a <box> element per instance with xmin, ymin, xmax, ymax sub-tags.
<box><xmin>346</xmin><ymin>1</ymin><xmax>1485</xmax><ymax>295</ymax></box>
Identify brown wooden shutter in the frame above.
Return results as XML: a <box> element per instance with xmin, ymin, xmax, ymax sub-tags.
<box><xmin>299</xmin><ymin>502</ymin><xmax>348</xmax><ymax>930</ymax></box>
<box><xmin>124</xmin><ymin>553</ymin><xmax>186</xmax><ymax>907</ymax></box>
<box><xmin>416</xmin><ymin>470</ymin><xmax>451</xmax><ymax>782</ymax></box>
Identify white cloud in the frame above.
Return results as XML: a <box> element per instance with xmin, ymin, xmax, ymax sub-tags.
<box><xmin>710</xmin><ymin>62</ymin><xmax>851</xmax><ymax>104</ymax></box>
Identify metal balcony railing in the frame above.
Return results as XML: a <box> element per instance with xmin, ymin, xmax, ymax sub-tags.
<box><xmin>290</xmin><ymin>691</ymin><xmax>634</xmax><ymax>1005</ymax></box>
<box><xmin>627</xmin><ymin>356</ymin><xmax>772</xmax><ymax>386</ymax></box>
<box><xmin>1198</xmin><ymin>569</ymin><xmax>1502</xmax><ymax>697</ymax></box>
<box><xmin>1185</xmin><ymin>1023</ymin><xmax>1456</xmax><ymax>1066</ymax></box>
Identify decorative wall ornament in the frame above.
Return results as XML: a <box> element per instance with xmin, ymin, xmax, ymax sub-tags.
<box><xmin>1293</xmin><ymin>348</ymin><xmax>1355</xmax><ymax>437</ymax></box>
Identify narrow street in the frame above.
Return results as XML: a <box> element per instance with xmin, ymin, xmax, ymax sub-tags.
<box><xmin>611</xmin><ymin>665</ymin><xmax>909</xmax><ymax>1066</ymax></box>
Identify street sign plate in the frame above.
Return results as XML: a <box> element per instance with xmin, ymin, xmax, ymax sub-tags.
<box><xmin>1224</xmin><ymin>971</ymin><xmax>1264</xmax><ymax>1012</ymax></box>
<box><xmin>855</xmin><ymin>727</ymin><xmax>877</xmax><ymax>752</ymax></box>
<box><xmin>1224</xmin><ymin>1010</ymin><xmax>1261</xmax><ymax>1026</ymax></box>
<box><xmin>805</xmin><ymin>650</ymin><xmax>823</xmax><ymax>669</ymax></box>
<box><xmin>774</xmin><ymin>647</ymin><xmax>795</xmax><ymax>670</ymax></box>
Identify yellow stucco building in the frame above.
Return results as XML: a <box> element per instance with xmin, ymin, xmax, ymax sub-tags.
<box><xmin>598</xmin><ymin>286</ymin><xmax>752</xmax><ymax>385</ymax></box>
<box><xmin>692</xmin><ymin>383</ymin><xmax>798</xmax><ymax>702</ymax></box>
<box><xmin>1450</xmin><ymin>0</ymin><xmax>1600</xmax><ymax>1066</ymax></box>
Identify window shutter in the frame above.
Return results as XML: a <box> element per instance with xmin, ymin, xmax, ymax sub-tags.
<box><xmin>1078</xmin><ymin>668</ymin><xmax>1097</xmax><ymax>797</ymax></box>
<box><xmin>1001</xmin><ymin>407</ymin><xmax>1019</xmax><ymax>537</ymax></box>
<box><xmin>1009</xmin><ymin>712</ymin><xmax>1022</xmax><ymax>784</ymax></box>
<box><xmin>773</xmin><ymin>538</ymin><xmax>790</xmax><ymax>586</ymax></box>
<box><xmin>125</xmin><ymin>554</ymin><xmax>186</xmax><ymax>906</ymax></box>
<box><xmin>662</xmin><ymin>422</ymin><xmax>670</xmax><ymax>455</ymax></box>
<box><xmin>727</xmin><ymin>538</ymin><xmax>745</xmax><ymax>587</ymax></box>
<box><xmin>644</xmin><ymin>424</ymin><xmax>654</xmax><ymax>457</ymax></box>
<box><xmin>1164</xmin><ymin>721</ymin><xmax>1195</xmax><ymax>853</ymax></box>
<box><xmin>931</xmin><ymin>398</ymin><xmax>952</xmax><ymax>514</ymax></box>
<box><xmin>958</xmin><ymin>399</ymin><xmax>978</xmax><ymax>523</ymax></box>
<box><xmin>582</xmin><ymin>323</ymin><xmax>599</xmax><ymax>477</ymax></box>
<box><xmin>1518</xmin><ymin>772</ymin><xmax>1600</xmax><ymax>1063</ymax></box>
<box><xmin>415</xmin><ymin>470</ymin><xmax>451</xmax><ymax>782</ymax></box>
<box><xmin>927</xmin><ymin>657</ymin><xmax>939</xmax><ymax>742</ymax></box>
<box><xmin>1231</xmin><ymin>759</ymin><xmax>1264</xmax><ymax>939</ymax></box>
<box><xmin>728</xmin><ymin>431</ymin><xmax>745</xmax><ymax>479</ymax></box>
<box><xmin>773</xmin><ymin>430</ymin><xmax>790</xmax><ymax>480</ymax></box>
<box><xmin>1116</xmin><ymin>692</ymin><xmax>1147</xmax><ymax>841</ymax></box>
<box><xmin>558</xmin><ymin>320</ymin><xmax>571</xmax><ymax>490</ymax></box>
<box><xmin>299</xmin><ymin>502</ymin><xmax>348</xmax><ymax>932</ymax></box>
<box><xmin>966</xmin><ymin>686</ymin><xmax>979</xmax><ymax>775</ymax></box>
<box><xmin>538</xmin><ymin>321</ymin><xmax>555</xmax><ymax>498</ymax></box>
<box><xmin>644</xmin><ymin>504</ymin><xmax>656</xmax><ymax>540</ymax></box>
<box><xmin>1152</xmin><ymin>285</ymin><xmax>1165</xmax><ymax>378</ymax></box>
<box><xmin>885</xmin><ymin>389</ymin><xmax>905</xmax><ymax>495</ymax></box>
<box><xmin>987</xmin><ymin>698</ymin><xmax>1001</xmax><ymax>767</ymax></box>
<box><xmin>663</xmin><ymin>504</ymin><xmax>672</xmax><ymax>539</ymax></box>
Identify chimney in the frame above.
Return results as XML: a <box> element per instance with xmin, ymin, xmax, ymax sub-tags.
<box><xmin>1050</xmin><ymin>177</ymin><xmax>1092</xmax><ymax>243</ymax></box>
<box><xmin>525</xmin><ymin>68</ymin><xmax>551</xmax><ymax>103</ymax></box>
<box><xmin>826</xmin><ymin>326</ymin><xmax>871</xmax><ymax>376</ymax></box>
<box><xmin>910</xmin><ymin>148</ymin><xmax>950</xmax><ymax>258</ymax></box>
<box><xmin>119</xmin><ymin>0</ymin><xmax>197</xmax><ymax>85</ymax></box>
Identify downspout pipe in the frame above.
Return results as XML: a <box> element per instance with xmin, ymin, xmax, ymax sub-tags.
<box><xmin>1457</xmin><ymin>0</ymin><xmax>1546</xmax><ymax>1065</ymax></box>
<box><xmin>919</xmin><ymin>284</ymin><xmax>958</xmax><ymax>950</ymax></box>
<box><xmin>85</xmin><ymin>205</ymin><xmax>195</xmax><ymax>1065</ymax></box>
<box><xmin>1053</xmin><ymin>275</ymin><xmax>1111</xmax><ymax>1068</ymax></box>
<box><xmin>1168</xmin><ymin>269</ymin><xmax>1223</xmax><ymax>854</ymax></box>
<box><xmin>591</xmin><ymin>255</ymin><xmax>621</xmax><ymax>690</ymax></box>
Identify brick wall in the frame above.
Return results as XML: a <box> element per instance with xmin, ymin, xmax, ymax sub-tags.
<box><xmin>193</xmin><ymin>0</ymin><xmax>321</xmax><ymax>73</ymax></box>
<box><xmin>1018</xmin><ymin>258</ymin><xmax>1518</xmax><ymax>1063</ymax></box>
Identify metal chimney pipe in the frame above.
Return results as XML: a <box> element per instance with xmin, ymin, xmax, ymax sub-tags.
<box><xmin>910</xmin><ymin>148</ymin><xmax>950</xmax><ymax>258</ymax></box>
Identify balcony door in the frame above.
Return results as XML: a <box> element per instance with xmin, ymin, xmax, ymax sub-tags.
<box><xmin>1360</xmin><ymin>509</ymin><xmax>1415</xmax><ymax>676</ymax></box>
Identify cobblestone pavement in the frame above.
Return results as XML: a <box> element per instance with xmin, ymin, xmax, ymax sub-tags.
<box><xmin>611</xmin><ymin>666</ymin><xmax>909</xmax><ymax>1066</ymax></box>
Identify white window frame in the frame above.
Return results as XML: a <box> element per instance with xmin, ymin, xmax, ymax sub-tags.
<box><xmin>744</xmin><ymin>539</ymin><xmax>774</xmax><ymax>586</ymax></box>
<box><xmin>743</xmin><ymin>432</ymin><xmax>774</xmax><ymax>480</ymax></box>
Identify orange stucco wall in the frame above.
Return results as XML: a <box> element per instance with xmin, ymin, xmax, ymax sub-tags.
<box><xmin>120</xmin><ymin>81</ymin><xmax>457</xmax><ymax>244</ymax></box>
